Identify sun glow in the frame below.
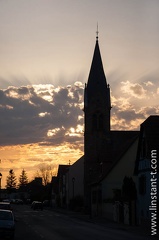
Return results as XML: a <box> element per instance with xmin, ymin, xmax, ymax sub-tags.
<box><xmin>47</xmin><ymin>128</ymin><xmax>61</xmax><ymax>137</ymax></box>
<box><xmin>0</xmin><ymin>142</ymin><xmax>83</xmax><ymax>188</ymax></box>
<box><xmin>33</xmin><ymin>84</ymin><xmax>54</xmax><ymax>102</ymax></box>
<box><xmin>65</xmin><ymin>125</ymin><xmax>83</xmax><ymax>137</ymax></box>
<box><xmin>39</xmin><ymin>112</ymin><xmax>50</xmax><ymax>117</ymax></box>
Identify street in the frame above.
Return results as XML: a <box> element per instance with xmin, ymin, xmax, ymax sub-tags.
<box><xmin>12</xmin><ymin>205</ymin><xmax>152</xmax><ymax>240</ymax></box>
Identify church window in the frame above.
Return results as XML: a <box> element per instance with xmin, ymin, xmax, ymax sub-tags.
<box><xmin>92</xmin><ymin>113</ymin><xmax>104</xmax><ymax>131</ymax></box>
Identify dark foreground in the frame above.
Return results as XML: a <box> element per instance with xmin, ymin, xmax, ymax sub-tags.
<box><xmin>10</xmin><ymin>204</ymin><xmax>154</xmax><ymax>240</ymax></box>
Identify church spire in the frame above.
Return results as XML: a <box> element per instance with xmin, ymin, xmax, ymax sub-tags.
<box><xmin>84</xmin><ymin>34</ymin><xmax>111</xmax><ymax>132</ymax></box>
<box><xmin>85</xmin><ymin>33</ymin><xmax>109</xmax><ymax>107</ymax></box>
<box><xmin>84</xmin><ymin>34</ymin><xmax>111</xmax><ymax>209</ymax></box>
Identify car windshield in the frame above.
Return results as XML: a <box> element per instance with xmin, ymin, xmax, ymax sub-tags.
<box><xmin>0</xmin><ymin>211</ymin><xmax>13</xmax><ymax>220</ymax></box>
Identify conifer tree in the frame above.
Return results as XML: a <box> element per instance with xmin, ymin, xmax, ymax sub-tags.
<box><xmin>18</xmin><ymin>169</ymin><xmax>28</xmax><ymax>189</ymax></box>
<box><xmin>6</xmin><ymin>169</ymin><xmax>17</xmax><ymax>192</ymax></box>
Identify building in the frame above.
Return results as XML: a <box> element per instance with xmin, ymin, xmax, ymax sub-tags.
<box><xmin>66</xmin><ymin>156</ymin><xmax>84</xmax><ymax>210</ymax></box>
<box><xmin>134</xmin><ymin>116</ymin><xmax>159</xmax><ymax>225</ymax></box>
<box><xmin>84</xmin><ymin>33</ymin><xmax>112</xmax><ymax>210</ymax></box>
<box><xmin>53</xmin><ymin>158</ymin><xmax>84</xmax><ymax>209</ymax></box>
<box><xmin>91</xmin><ymin>132</ymin><xmax>138</xmax><ymax>224</ymax></box>
<box><xmin>53</xmin><ymin>34</ymin><xmax>158</xmax><ymax>227</ymax></box>
<box><xmin>83</xmin><ymin>34</ymin><xmax>140</xmax><ymax>216</ymax></box>
<box><xmin>55</xmin><ymin>164</ymin><xmax>70</xmax><ymax>208</ymax></box>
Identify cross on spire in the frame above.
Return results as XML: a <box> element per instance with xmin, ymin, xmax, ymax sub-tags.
<box><xmin>96</xmin><ymin>23</ymin><xmax>99</xmax><ymax>40</ymax></box>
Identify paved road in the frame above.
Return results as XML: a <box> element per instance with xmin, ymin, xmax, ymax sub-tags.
<box><xmin>13</xmin><ymin>205</ymin><xmax>152</xmax><ymax>240</ymax></box>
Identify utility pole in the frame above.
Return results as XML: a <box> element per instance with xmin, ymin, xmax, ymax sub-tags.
<box><xmin>0</xmin><ymin>173</ymin><xmax>2</xmax><ymax>189</ymax></box>
<box><xmin>0</xmin><ymin>159</ymin><xmax>2</xmax><ymax>200</ymax></box>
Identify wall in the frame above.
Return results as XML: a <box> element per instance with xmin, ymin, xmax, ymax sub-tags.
<box><xmin>101</xmin><ymin>138</ymin><xmax>138</xmax><ymax>219</ymax></box>
<box><xmin>66</xmin><ymin>156</ymin><xmax>84</xmax><ymax>206</ymax></box>
<box><xmin>102</xmin><ymin>139</ymin><xmax>138</xmax><ymax>199</ymax></box>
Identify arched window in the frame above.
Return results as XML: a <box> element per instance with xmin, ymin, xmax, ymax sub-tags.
<box><xmin>92</xmin><ymin>113</ymin><xmax>104</xmax><ymax>131</ymax></box>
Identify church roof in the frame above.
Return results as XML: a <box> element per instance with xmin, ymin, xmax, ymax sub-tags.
<box><xmin>91</xmin><ymin>130</ymin><xmax>139</xmax><ymax>184</ymax></box>
<box><xmin>86</xmin><ymin>38</ymin><xmax>108</xmax><ymax>101</ymax></box>
<box><xmin>110</xmin><ymin>130</ymin><xmax>139</xmax><ymax>163</ymax></box>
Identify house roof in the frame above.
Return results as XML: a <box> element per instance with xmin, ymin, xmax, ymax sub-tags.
<box><xmin>71</xmin><ymin>155</ymin><xmax>84</xmax><ymax>167</ymax></box>
<box><xmin>57</xmin><ymin>164</ymin><xmax>70</xmax><ymax>178</ymax></box>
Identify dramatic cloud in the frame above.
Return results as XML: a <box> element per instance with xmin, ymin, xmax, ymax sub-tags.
<box><xmin>110</xmin><ymin>77</ymin><xmax>159</xmax><ymax>130</ymax></box>
<box><xmin>0</xmin><ymin>82</ymin><xmax>84</xmax><ymax>147</ymax></box>
<box><xmin>0</xmin><ymin>77</ymin><xmax>159</xmax><ymax>147</ymax></box>
<box><xmin>0</xmin><ymin>76</ymin><xmax>159</xmax><ymax>187</ymax></box>
<box><xmin>121</xmin><ymin>81</ymin><xmax>147</xmax><ymax>99</ymax></box>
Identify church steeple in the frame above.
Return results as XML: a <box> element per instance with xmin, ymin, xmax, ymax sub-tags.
<box><xmin>86</xmin><ymin>38</ymin><xmax>108</xmax><ymax>101</ymax></box>
<box><xmin>84</xmin><ymin>34</ymin><xmax>111</xmax><ymax>210</ymax></box>
<box><xmin>84</xmin><ymin>35</ymin><xmax>111</xmax><ymax>132</ymax></box>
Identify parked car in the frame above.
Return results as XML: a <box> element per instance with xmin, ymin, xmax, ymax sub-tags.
<box><xmin>2</xmin><ymin>199</ymin><xmax>10</xmax><ymax>203</ymax></box>
<box><xmin>15</xmin><ymin>199</ymin><xmax>23</xmax><ymax>205</ymax></box>
<box><xmin>0</xmin><ymin>209</ymin><xmax>15</xmax><ymax>239</ymax></box>
<box><xmin>31</xmin><ymin>201</ymin><xmax>43</xmax><ymax>210</ymax></box>
<box><xmin>0</xmin><ymin>202</ymin><xmax>12</xmax><ymax>211</ymax></box>
<box><xmin>43</xmin><ymin>200</ymin><xmax>50</xmax><ymax>207</ymax></box>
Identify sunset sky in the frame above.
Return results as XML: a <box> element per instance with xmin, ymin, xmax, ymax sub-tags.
<box><xmin>0</xmin><ymin>0</ymin><xmax>159</xmax><ymax>188</ymax></box>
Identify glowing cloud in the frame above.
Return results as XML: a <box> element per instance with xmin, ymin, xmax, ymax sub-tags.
<box><xmin>121</xmin><ymin>81</ymin><xmax>147</xmax><ymax>99</ymax></box>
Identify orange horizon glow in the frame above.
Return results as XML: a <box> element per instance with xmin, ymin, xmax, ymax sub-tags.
<box><xmin>0</xmin><ymin>142</ymin><xmax>83</xmax><ymax>188</ymax></box>
<box><xmin>0</xmin><ymin>114</ymin><xmax>143</xmax><ymax>189</ymax></box>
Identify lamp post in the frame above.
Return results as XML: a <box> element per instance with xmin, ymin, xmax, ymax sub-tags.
<box><xmin>72</xmin><ymin>177</ymin><xmax>75</xmax><ymax>199</ymax></box>
<box><xmin>0</xmin><ymin>172</ymin><xmax>2</xmax><ymax>200</ymax></box>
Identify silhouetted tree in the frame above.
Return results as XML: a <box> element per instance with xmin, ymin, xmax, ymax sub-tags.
<box><xmin>6</xmin><ymin>169</ymin><xmax>17</xmax><ymax>192</ymax></box>
<box><xmin>35</xmin><ymin>164</ymin><xmax>56</xmax><ymax>186</ymax></box>
<box><xmin>18</xmin><ymin>169</ymin><xmax>28</xmax><ymax>190</ymax></box>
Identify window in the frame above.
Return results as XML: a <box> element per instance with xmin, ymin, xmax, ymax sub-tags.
<box><xmin>92</xmin><ymin>113</ymin><xmax>104</xmax><ymax>131</ymax></box>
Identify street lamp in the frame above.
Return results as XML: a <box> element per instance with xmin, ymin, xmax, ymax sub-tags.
<box><xmin>72</xmin><ymin>177</ymin><xmax>75</xmax><ymax>199</ymax></box>
<box><xmin>0</xmin><ymin>173</ymin><xmax>2</xmax><ymax>189</ymax></box>
<box><xmin>0</xmin><ymin>172</ymin><xmax>2</xmax><ymax>200</ymax></box>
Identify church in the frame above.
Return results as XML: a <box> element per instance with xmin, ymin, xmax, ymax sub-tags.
<box><xmin>53</xmin><ymin>33</ymin><xmax>159</xmax><ymax>226</ymax></box>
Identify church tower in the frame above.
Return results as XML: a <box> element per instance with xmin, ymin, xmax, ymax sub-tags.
<box><xmin>84</xmin><ymin>33</ymin><xmax>111</xmax><ymax>209</ymax></box>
